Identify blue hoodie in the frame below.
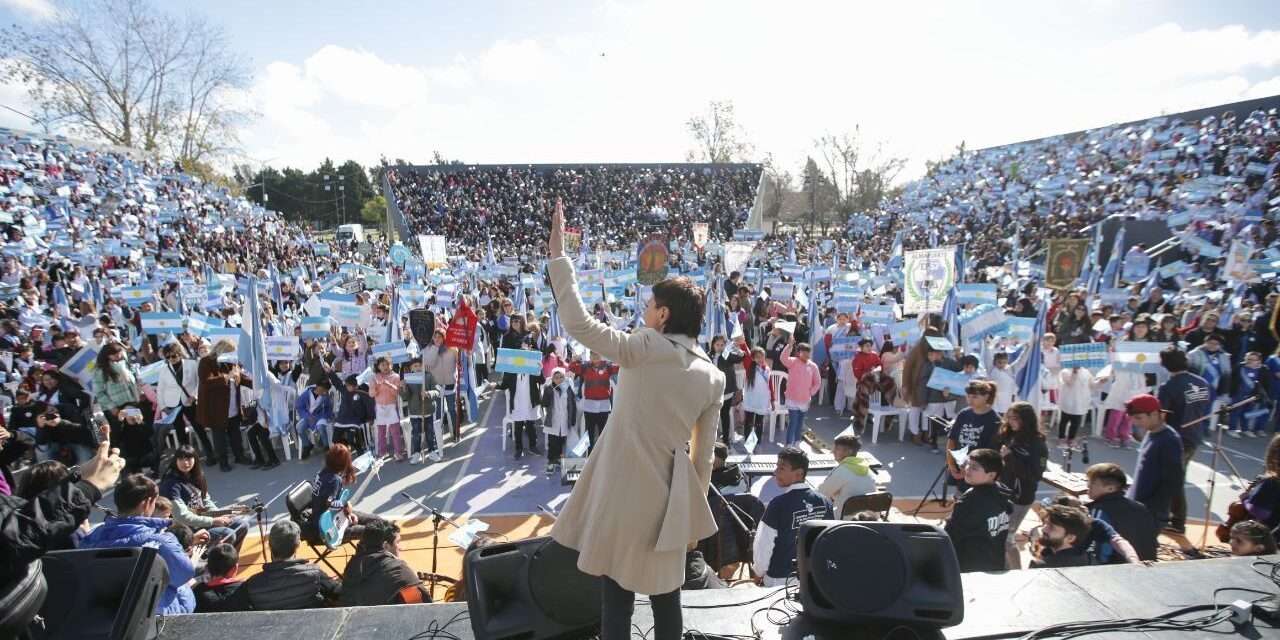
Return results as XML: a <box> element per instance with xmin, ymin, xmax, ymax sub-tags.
<box><xmin>79</xmin><ymin>515</ymin><xmax>196</xmax><ymax>614</ymax></box>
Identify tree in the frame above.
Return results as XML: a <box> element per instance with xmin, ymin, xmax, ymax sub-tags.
<box><xmin>812</xmin><ymin>127</ymin><xmax>906</xmax><ymax>221</ymax></box>
<box><xmin>242</xmin><ymin>159</ymin><xmax>379</xmax><ymax>229</ymax></box>
<box><xmin>0</xmin><ymin>0</ymin><xmax>251</xmax><ymax>166</ymax></box>
<box><xmin>799</xmin><ymin>157</ymin><xmax>840</xmax><ymax>237</ymax></box>
<box><xmin>361</xmin><ymin>195</ymin><xmax>387</xmax><ymax>225</ymax></box>
<box><xmin>759</xmin><ymin>152</ymin><xmax>793</xmax><ymax>225</ymax></box>
<box><xmin>685</xmin><ymin>100</ymin><xmax>753</xmax><ymax>163</ymax></box>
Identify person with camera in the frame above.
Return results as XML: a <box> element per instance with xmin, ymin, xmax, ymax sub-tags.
<box><xmin>31</xmin><ymin>405</ymin><xmax>96</xmax><ymax>467</ymax></box>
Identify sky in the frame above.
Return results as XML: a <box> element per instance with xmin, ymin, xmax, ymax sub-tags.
<box><xmin>1</xmin><ymin>0</ymin><xmax>1279</xmax><ymax>180</ymax></box>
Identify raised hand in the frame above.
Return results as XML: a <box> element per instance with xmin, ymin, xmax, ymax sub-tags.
<box><xmin>549</xmin><ymin>198</ymin><xmax>565</xmax><ymax>259</ymax></box>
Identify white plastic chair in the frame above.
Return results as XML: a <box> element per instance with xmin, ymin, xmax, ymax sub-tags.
<box><xmin>768</xmin><ymin>370</ymin><xmax>789</xmax><ymax>443</ymax></box>
<box><xmin>867</xmin><ymin>390</ymin><xmax>907</xmax><ymax>444</ymax></box>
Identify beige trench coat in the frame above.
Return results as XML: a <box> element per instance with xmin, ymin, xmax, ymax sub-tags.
<box><xmin>547</xmin><ymin>257</ymin><xmax>724</xmax><ymax>595</ymax></box>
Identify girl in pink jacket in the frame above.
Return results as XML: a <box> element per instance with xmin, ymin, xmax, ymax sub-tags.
<box><xmin>779</xmin><ymin>337</ymin><xmax>821</xmax><ymax>446</ymax></box>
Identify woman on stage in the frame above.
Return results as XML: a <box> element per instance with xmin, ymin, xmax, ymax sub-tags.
<box><xmin>306</xmin><ymin>443</ymin><xmax>382</xmax><ymax>544</ymax></box>
<box><xmin>545</xmin><ymin>199</ymin><xmax>724</xmax><ymax>640</ymax></box>
<box><xmin>159</xmin><ymin>445</ymin><xmax>252</xmax><ymax>550</ymax></box>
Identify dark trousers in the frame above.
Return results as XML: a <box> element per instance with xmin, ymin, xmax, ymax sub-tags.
<box><xmin>1059</xmin><ymin>413</ymin><xmax>1083</xmax><ymax>440</ymax></box>
<box><xmin>514</xmin><ymin>420</ymin><xmax>539</xmax><ymax>454</ymax></box>
<box><xmin>744</xmin><ymin>412</ymin><xmax>765</xmax><ymax>441</ymax></box>
<box><xmin>547</xmin><ymin>433</ymin><xmax>566</xmax><ymax>464</ymax></box>
<box><xmin>106</xmin><ymin>402</ymin><xmax>156</xmax><ymax>473</ymax></box>
<box><xmin>247</xmin><ymin>422</ymin><xmax>279</xmax><ymax>465</ymax></box>
<box><xmin>1169</xmin><ymin>443</ymin><xmax>1197</xmax><ymax>529</ymax></box>
<box><xmin>719</xmin><ymin>400</ymin><xmax>734</xmax><ymax>444</ymax></box>
<box><xmin>601</xmin><ymin>575</ymin><xmax>681</xmax><ymax>640</ymax></box>
<box><xmin>584</xmin><ymin>411</ymin><xmax>609</xmax><ymax>454</ymax></box>
<box><xmin>211</xmin><ymin>417</ymin><xmax>247</xmax><ymax>465</ymax></box>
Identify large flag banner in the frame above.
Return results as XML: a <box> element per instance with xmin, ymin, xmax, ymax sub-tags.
<box><xmin>1045</xmin><ymin>238</ymin><xmax>1090</xmax><ymax>290</ymax></box>
<box><xmin>140</xmin><ymin>312</ymin><xmax>184</xmax><ymax>335</ymax></box>
<box><xmin>1006</xmin><ymin>317</ymin><xmax>1037</xmax><ymax>343</ymax></box>
<box><xmin>902</xmin><ymin>247</ymin><xmax>956</xmax><ymax>316</ymax></box>
<box><xmin>889</xmin><ymin>319</ymin><xmax>921</xmax><ymax>346</ymax></box>
<box><xmin>1059</xmin><ymin>341</ymin><xmax>1109</xmax><ymax>371</ymax></box>
<box><xmin>723</xmin><ymin>241</ymin><xmax>755</xmax><ymax>275</ymax></box>
<box><xmin>691</xmin><ymin>222</ymin><xmax>709</xmax><ymax>248</ymax></box>
<box><xmin>636</xmin><ymin>233</ymin><xmax>669</xmax><ymax>285</ymax></box>
<box><xmin>265</xmin><ymin>336</ymin><xmax>300</xmax><ymax>361</ymax></box>
<box><xmin>829</xmin><ymin>336</ymin><xmax>858</xmax><ymax>361</ymax></box>
<box><xmin>955</xmin><ymin>283</ymin><xmax>998</xmax><ymax>306</ymax></box>
<box><xmin>418</xmin><ymin>234</ymin><xmax>448</xmax><ymax>268</ymax></box>
<box><xmin>1224</xmin><ymin>239</ymin><xmax>1255</xmax><ymax>282</ymax></box>
<box><xmin>1112</xmin><ymin>341</ymin><xmax>1170</xmax><ymax>373</ymax></box>
<box><xmin>495</xmin><ymin>348</ymin><xmax>543</xmax><ymax>375</ymax></box>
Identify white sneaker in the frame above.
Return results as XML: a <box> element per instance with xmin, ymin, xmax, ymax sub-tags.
<box><xmin>1228</xmin><ymin>431</ymin><xmax>1242</xmax><ymax>439</ymax></box>
<box><xmin>1246</xmin><ymin>431</ymin><xmax>1262</xmax><ymax>438</ymax></box>
<box><xmin>410</xmin><ymin>452</ymin><xmax>422</xmax><ymax>464</ymax></box>
<box><xmin>428</xmin><ymin>451</ymin><xmax>444</xmax><ymax>462</ymax></box>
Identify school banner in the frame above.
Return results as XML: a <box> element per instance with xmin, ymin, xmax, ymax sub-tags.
<box><xmin>1045</xmin><ymin>238</ymin><xmax>1090</xmax><ymax>290</ymax></box>
<box><xmin>902</xmin><ymin>247</ymin><xmax>956</xmax><ymax>316</ymax></box>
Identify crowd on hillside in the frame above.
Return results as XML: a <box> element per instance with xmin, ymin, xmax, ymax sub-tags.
<box><xmin>388</xmin><ymin>164</ymin><xmax>760</xmax><ymax>258</ymax></box>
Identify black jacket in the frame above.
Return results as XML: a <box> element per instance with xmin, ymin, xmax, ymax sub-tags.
<box><xmin>1088</xmin><ymin>492</ymin><xmax>1158</xmax><ymax>562</ymax></box>
<box><xmin>998</xmin><ymin>435</ymin><xmax>1049</xmax><ymax>506</ymax></box>
<box><xmin>944</xmin><ymin>483</ymin><xmax>1012</xmax><ymax>573</ymax></box>
<box><xmin>339</xmin><ymin>550</ymin><xmax>427</xmax><ymax>607</ymax></box>
<box><xmin>0</xmin><ymin>477</ymin><xmax>100</xmax><ymax>586</ymax></box>
<box><xmin>240</xmin><ymin>558</ymin><xmax>341</xmax><ymax>611</ymax></box>
<box><xmin>713</xmin><ymin>351</ymin><xmax>745</xmax><ymax>396</ymax></box>
<box><xmin>194</xmin><ymin>579</ymin><xmax>247</xmax><ymax>613</ymax></box>
<box><xmin>1030</xmin><ymin>546</ymin><xmax>1091</xmax><ymax>569</ymax></box>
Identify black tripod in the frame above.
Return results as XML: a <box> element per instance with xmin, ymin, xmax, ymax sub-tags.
<box><xmin>912</xmin><ymin>415</ymin><xmax>954</xmax><ymax>516</ymax></box>
<box><xmin>256</xmin><ymin>484</ymin><xmax>293</xmax><ymax>562</ymax></box>
<box><xmin>401</xmin><ymin>492</ymin><xmax>470</xmax><ymax>600</ymax></box>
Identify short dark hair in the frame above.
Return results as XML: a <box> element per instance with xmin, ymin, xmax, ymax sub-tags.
<box><xmin>777</xmin><ymin>446</ymin><xmax>809</xmax><ymax>477</ymax></box>
<box><xmin>206</xmin><ymin>543</ymin><xmax>239</xmax><ymax>577</ymax></box>
<box><xmin>961</xmin><ymin>354</ymin><xmax>981</xmax><ymax>369</ymax></box>
<box><xmin>713</xmin><ymin>442</ymin><xmax>728</xmax><ymax>460</ymax></box>
<box><xmin>1159</xmin><ymin>347</ymin><xmax>1187</xmax><ymax>372</ymax></box>
<box><xmin>1043</xmin><ymin>504</ymin><xmax>1092</xmax><ymax>543</ymax></box>
<box><xmin>1205</xmin><ymin>333</ymin><xmax>1225</xmax><ymax>345</ymax></box>
<box><xmin>167</xmin><ymin>522</ymin><xmax>194</xmax><ymax>552</ymax></box>
<box><xmin>967</xmin><ymin>448</ymin><xmax>1003</xmax><ymax>475</ymax></box>
<box><xmin>965</xmin><ymin>380</ymin><xmax>996</xmax><ymax>403</ymax></box>
<box><xmin>833</xmin><ymin>434</ymin><xmax>862</xmax><ymax>456</ymax></box>
<box><xmin>114</xmin><ymin>473</ymin><xmax>159</xmax><ymax>512</ymax></box>
<box><xmin>357</xmin><ymin>519</ymin><xmax>401</xmax><ymax>555</ymax></box>
<box><xmin>314</xmin><ymin>377</ymin><xmax>332</xmax><ymax>390</ymax></box>
<box><xmin>851</xmin><ymin>510</ymin><xmax>880</xmax><ymax>522</ymax></box>
<box><xmin>651</xmin><ymin>277</ymin><xmax>706</xmax><ymax>339</ymax></box>
<box><xmin>1085</xmin><ymin>463</ymin><xmax>1127</xmax><ymax>490</ymax></box>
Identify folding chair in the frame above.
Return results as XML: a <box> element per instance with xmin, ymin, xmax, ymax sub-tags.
<box><xmin>841</xmin><ymin>491</ymin><xmax>894</xmax><ymax>521</ymax></box>
<box><xmin>285</xmin><ymin>481</ymin><xmax>348</xmax><ymax>577</ymax></box>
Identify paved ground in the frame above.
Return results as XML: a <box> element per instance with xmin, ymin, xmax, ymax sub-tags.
<box><xmin>192</xmin><ymin>386</ymin><xmax>1266</xmax><ymax>535</ymax></box>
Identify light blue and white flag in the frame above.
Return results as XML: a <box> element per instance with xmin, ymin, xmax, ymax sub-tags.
<box><xmin>1112</xmin><ymin>341</ymin><xmax>1170</xmax><ymax>373</ymax></box>
<box><xmin>495</xmin><ymin>348</ymin><xmax>543</xmax><ymax>375</ymax></box>
<box><xmin>372</xmin><ymin>340</ymin><xmax>412</xmax><ymax>365</ymax></box>
<box><xmin>955</xmin><ymin>283</ymin><xmax>998</xmax><ymax>306</ymax></box>
<box><xmin>265</xmin><ymin>336</ymin><xmax>300</xmax><ymax>361</ymax></box>
<box><xmin>959</xmin><ymin>304</ymin><xmax>1008</xmax><ymax>344</ymax></box>
<box><xmin>185</xmin><ymin>312</ymin><xmax>224</xmax><ymax>337</ymax></box>
<box><xmin>300</xmin><ymin>316</ymin><xmax>330</xmax><ymax>339</ymax></box>
<box><xmin>140</xmin><ymin>312</ymin><xmax>184</xmax><ymax>335</ymax></box>
<box><xmin>60</xmin><ymin>345</ymin><xmax>99</xmax><ymax>387</ymax></box>
<box><xmin>119</xmin><ymin>286</ymin><xmax>155</xmax><ymax>307</ymax></box>
<box><xmin>1059</xmin><ymin>342</ymin><xmax>1109</xmax><ymax>371</ymax></box>
<box><xmin>137</xmin><ymin>360</ymin><xmax>166</xmax><ymax>386</ymax></box>
<box><xmin>1006</xmin><ymin>317</ymin><xmax>1037</xmax><ymax>343</ymax></box>
<box><xmin>858</xmin><ymin>303</ymin><xmax>896</xmax><ymax>325</ymax></box>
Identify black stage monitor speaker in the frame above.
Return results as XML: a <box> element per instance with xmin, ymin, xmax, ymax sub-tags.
<box><xmin>464</xmin><ymin>536</ymin><xmax>602</xmax><ymax>640</ymax></box>
<box><xmin>798</xmin><ymin>521</ymin><xmax>963</xmax><ymax>628</ymax></box>
<box><xmin>36</xmin><ymin>547</ymin><xmax>169</xmax><ymax>640</ymax></box>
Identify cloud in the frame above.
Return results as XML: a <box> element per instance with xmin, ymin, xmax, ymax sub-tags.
<box><xmin>1090</xmin><ymin>23</ymin><xmax>1280</xmax><ymax>82</ymax></box>
<box><xmin>0</xmin><ymin>0</ymin><xmax>57</xmax><ymax>21</ymax></box>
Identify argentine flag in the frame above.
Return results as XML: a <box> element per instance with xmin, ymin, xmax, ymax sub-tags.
<box><xmin>1112</xmin><ymin>341</ymin><xmax>1170</xmax><ymax>374</ymax></box>
<box><xmin>300</xmin><ymin>316</ymin><xmax>330</xmax><ymax>339</ymax></box>
<box><xmin>140</xmin><ymin>312</ymin><xmax>184</xmax><ymax>335</ymax></box>
<box><xmin>372</xmin><ymin>341</ymin><xmax>411</xmax><ymax>365</ymax></box>
<box><xmin>120</xmin><ymin>286</ymin><xmax>155</xmax><ymax>307</ymax></box>
<box><xmin>496</xmin><ymin>348</ymin><xmax>543</xmax><ymax>375</ymax></box>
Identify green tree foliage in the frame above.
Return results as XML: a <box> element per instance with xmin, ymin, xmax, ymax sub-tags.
<box><xmin>242</xmin><ymin>159</ymin><xmax>376</xmax><ymax>229</ymax></box>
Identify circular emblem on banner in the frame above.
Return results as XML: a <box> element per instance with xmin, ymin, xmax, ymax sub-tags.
<box><xmin>637</xmin><ymin>234</ymin><xmax>670</xmax><ymax>285</ymax></box>
<box><xmin>904</xmin><ymin>254</ymin><xmax>954</xmax><ymax>305</ymax></box>
<box><xmin>390</xmin><ymin>244</ymin><xmax>411</xmax><ymax>266</ymax></box>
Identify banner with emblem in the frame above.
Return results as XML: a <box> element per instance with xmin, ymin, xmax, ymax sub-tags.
<box><xmin>902</xmin><ymin>247</ymin><xmax>955</xmax><ymax>316</ymax></box>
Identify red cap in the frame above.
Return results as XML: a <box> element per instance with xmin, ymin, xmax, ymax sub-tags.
<box><xmin>1125</xmin><ymin>394</ymin><xmax>1164</xmax><ymax>415</ymax></box>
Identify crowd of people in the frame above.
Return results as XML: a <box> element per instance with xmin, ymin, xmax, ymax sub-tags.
<box><xmin>3</xmin><ymin>100</ymin><xmax>1280</xmax><ymax>630</ymax></box>
<box><xmin>388</xmin><ymin>164</ymin><xmax>760</xmax><ymax>259</ymax></box>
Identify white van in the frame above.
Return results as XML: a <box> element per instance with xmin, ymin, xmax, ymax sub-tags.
<box><xmin>336</xmin><ymin>223</ymin><xmax>365</xmax><ymax>244</ymax></box>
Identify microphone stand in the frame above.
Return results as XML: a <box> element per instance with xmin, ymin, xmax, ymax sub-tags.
<box><xmin>912</xmin><ymin>415</ymin><xmax>955</xmax><ymax>516</ymax></box>
<box><xmin>1192</xmin><ymin>396</ymin><xmax>1257</xmax><ymax>551</ymax></box>
<box><xmin>256</xmin><ymin>484</ymin><xmax>292</xmax><ymax>562</ymax></box>
<box><xmin>401</xmin><ymin>492</ymin><xmax>467</xmax><ymax>600</ymax></box>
